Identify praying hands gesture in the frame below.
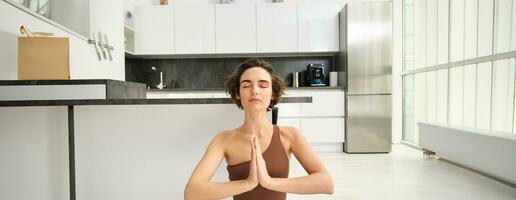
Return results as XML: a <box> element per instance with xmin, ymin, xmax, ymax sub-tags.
<box><xmin>245</xmin><ymin>136</ymin><xmax>273</xmax><ymax>189</ymax></box>
<box><xmin>243</xmin><ymin>129</ymin><xmax>334</xmax><ymax>194</ymax></box>
<box><xmin>185</xmin><ymin>127</ymin><xmax>333</xmax><ymax>200</ymax></box>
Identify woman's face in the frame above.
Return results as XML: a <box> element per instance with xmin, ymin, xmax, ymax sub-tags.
<box><xmin>238</xmin><ymin>67</ymin><xmax>273</xmax><ymax>111</ymax></box>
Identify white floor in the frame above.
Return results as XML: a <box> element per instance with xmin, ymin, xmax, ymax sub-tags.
<box><xmin>287</xmin><ymin>144</ymin><xmax>516</xmax><ymax>200</ymax></box>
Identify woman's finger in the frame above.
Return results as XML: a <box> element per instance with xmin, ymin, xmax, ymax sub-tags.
<box><xmin>250</xmin><ymin>136</ymin><xmax>256</xmax><ymax>161</ymax></box>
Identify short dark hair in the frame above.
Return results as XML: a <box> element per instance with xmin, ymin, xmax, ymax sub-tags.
<box><xmin>224</xmin><ymin>58</ymin><xmax>285</xmax><ymax>111</ymax></box>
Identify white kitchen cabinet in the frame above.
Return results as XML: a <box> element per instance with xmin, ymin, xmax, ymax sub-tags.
<box><xmin>300</xmin><ymin>117</ymin><xmax>345</xmax><ymax>143</ymax></box>
<box><xmin>256</xmin><ymin>2</ymin><xmax>298</xmax><ymax>53</ymax></box>
<box><xmin>174</xmin><ymin>4</ymin><xmax>215</xmax><ymax>54</ymax></box>
<box><xmin>277</xmin><ymin>103</ymin><xmax>301</xmax><ymax>117</ymax></box>
<box><xmin>278</xmin><ymin>118</ymin><xmax>301</xmax><ymax>130</ymax></box>
<box><xmin>146</xmin><ymin>92</ymin><xmax>213</xmax><ymax>99</ymax></box>
<box><xmin>212</xmin><ymin>92</ymin><xmax>231</xmax><ymax>98</ymax></box>
<box><xmin>215</xmin><ymin>3</ymin><xmax>256</xmax><ymax>53</ymax></box>
<box><xmin>299</xmin><ymin>90</ymin><xmax>345</xmax><ymax>117</ymax></box>
<box><xmin>276</xmin><ymin>91</ymin><xmax>300</xmax><ymax>117</ymax></box>
<box><xmin>134</xmin><ymin>5</ymin><xmax>174</xmax><ymax>54</ymax></box>
<box><xmin>276</xmin><ymin>89</ymin><xmax>345</xmax><ymax>151</ymax></box>
<box><xmin>297</xmin><ymin>0</ymin><xmax>344</xmax><ymax>52</ymax></box>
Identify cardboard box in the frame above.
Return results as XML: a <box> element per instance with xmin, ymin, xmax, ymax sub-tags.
<box><xmin>18</xmin><ymin>37</ymin><xmax>70</xmax><ymax>80</ymax></box>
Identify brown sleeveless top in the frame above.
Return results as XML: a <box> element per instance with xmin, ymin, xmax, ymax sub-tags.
<box><xmin>227</xmin><ymin>125</ymin><xmax>290</xmax><ymax>200</ymax></box>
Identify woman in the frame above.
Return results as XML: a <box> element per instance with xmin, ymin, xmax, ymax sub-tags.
<box><xmin>184</xmin><ymin>58</ymin><xmax>334</xmax><ymax>200</ymax></box>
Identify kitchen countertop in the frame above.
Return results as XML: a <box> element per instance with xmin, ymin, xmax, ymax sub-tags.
<box><xmin>147</xmin><ymin>86</ymin><xmax>345</xmax><ymax>92</ymax></box>
<box><xmin>0</xmin><ymin>79</ymin><xmax>147</xmax><ymax>100</ymax></box>
<box><xmin>0</xmin><ymin>97</ymin><xmax>311</xmax><ymax>107</ymax></box>
<box><xmin>0</xmin><ymin>79</ymin><xmax>313</xmax><ymax>106</ymax></box>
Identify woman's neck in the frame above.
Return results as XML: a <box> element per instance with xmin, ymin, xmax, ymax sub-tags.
<box><xmin>240</xmin><ymin>110</ymin><xmax>273</xmax><ymax>136</ymax></box>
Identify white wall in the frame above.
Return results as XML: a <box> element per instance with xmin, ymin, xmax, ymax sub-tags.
<box><xmin>0</xmin><ymin>0</ymin><xmax>125</xmax><ymax>80</ymax></box>
<box><xmin>50</xmin><ymin>0</ymin><xmax>90</xmax><ymax>38</ymax></box>
<box><xmin>0</xmin><ymin>107</ymin><xmax>69</xmax><ymax>200</ymax></box>
<box><xmin>86</xmin><ymin>0</ymin><xmax>125</xmax><ymax>80</ymax></box>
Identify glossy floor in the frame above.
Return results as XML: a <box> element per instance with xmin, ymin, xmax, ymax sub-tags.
<box><xmin>288</xmin><ymin>144</ymin><xmax>516</xmax><ymax>200</ymax></box>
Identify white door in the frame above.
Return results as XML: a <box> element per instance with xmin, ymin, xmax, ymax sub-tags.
<box><xmin>134</xmin><ymin>5</ymin><xmax>174</xmax><ymax>54</ymax></box>
<box><xmin>300</xmin><ymin>118</ymin><xmax>345</xmax><ymax>143</ymax></box>
<box><xmin>174</xmin><ymin>4</ymin><xmax>215</xmax><ymax>54</ymax></box>
<box><xmin>256</xmin><ymin>2</ymin><xmax>298</xmax><ymax>53</ymax></box>
<box><xmin>299</xmin><ymin>90</ymin><xmax>345</xmax><ymax>117</ymax></box>
<box><xmin>215</xmin><ymin>3</ymin><xmax>256</xmax><ymax>53</ymax></box>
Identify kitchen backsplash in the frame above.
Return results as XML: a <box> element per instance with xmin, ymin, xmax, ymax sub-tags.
<box><xmin>125</xmin><ymin>56</ymin><xmax>335</xmax><ymax>89</ymax></box>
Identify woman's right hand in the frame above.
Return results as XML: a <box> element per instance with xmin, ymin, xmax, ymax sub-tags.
<box><xmin>246</xmin><ymin>136</ymin><xmax>259</xmax><ymax>190</ymax></box>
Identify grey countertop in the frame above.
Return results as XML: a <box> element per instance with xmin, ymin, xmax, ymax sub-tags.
<box><xmin>0</xmin><ymin>79</ymin><xmax>147</xmax><ymax>99</ymax></box>
<box><xmin>0</xmin><ymin>79</ymin><xmax>315</xmax><ymax>106</ymax></box>
<box><xmin>0</xmin><ymin>79</ymin><xmax>138</xmax><ymax>86</ymax></box>
<box><xmin>0</xmin><ymin>97</ymin><xmax>312</xmax><ymax>107</ymax></box>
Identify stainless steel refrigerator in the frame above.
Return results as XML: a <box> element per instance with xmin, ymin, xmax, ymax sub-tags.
<box><xmin>337</xmin><ymin>2</ymin><xmax>392</xmax><ymax>153</ymax></box>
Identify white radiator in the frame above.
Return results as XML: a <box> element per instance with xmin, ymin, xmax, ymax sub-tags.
<box><xmin>418</xmin><ymin>122</ymin><xmax>516</xmax><ymax>185</ymax></box>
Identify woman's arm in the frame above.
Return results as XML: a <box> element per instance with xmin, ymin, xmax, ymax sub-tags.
<box><xmin>255</xmin><ymin>127</ymin><xmax>334</xmax><ymax>194</ymax></box>
<box><xmin>184</xmin><ymin>134</ymin><xmax>258</xmax><ymax>200</ymax></box>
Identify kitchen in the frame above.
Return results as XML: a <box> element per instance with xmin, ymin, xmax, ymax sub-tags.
<box><xmin>2</xmin><ymin>0</ymin><xmax>516</xmax><ymax>200</ymax></box>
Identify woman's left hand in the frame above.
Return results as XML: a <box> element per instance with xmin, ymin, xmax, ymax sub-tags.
<box><xmin>252</xmin><ymin>136</ymin><xmax>273</xmax><ymax>188</ymax></box>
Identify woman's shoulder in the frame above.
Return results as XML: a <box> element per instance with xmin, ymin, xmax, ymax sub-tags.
<box><xmin>211</xmin><ymin>128</ymin><xmax>240</xmax><ymax>144</ymax></box>
<box><xmin>276</xmin><ymin>125</ymin><xmax>302</xmax><ymax>141</ymax></box>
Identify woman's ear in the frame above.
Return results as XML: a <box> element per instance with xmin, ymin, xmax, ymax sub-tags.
<box><xmin>236</xmin><ymin>94</ymin><xmax>240</xmax><ymax>100</ymax></box>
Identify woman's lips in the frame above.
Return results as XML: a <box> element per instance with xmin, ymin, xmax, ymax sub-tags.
<box><xmin>249</xmin><ymin>98</ymin><xmax>262</xmax><ymax>102</ymax></box>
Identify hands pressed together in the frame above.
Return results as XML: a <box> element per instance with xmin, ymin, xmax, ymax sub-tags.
<box><xmin>245</xmin><ymin>136</ymin><xmax>273</xmax><ymax>190</ymax></box>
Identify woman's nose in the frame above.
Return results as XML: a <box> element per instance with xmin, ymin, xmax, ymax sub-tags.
<box><xmin>251</xmin><ymin>85</ymin><xmax>259</xmax><ymax>95</ymax></box>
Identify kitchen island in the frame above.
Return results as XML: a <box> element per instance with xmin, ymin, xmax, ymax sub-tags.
<box><xmin>0</xmin><ymin>80</ymin><xmax>311</xmax><ymax>200</ymax></box>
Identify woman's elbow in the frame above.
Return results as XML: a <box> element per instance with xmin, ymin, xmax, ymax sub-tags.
<box><xmin>322</xmin><ymin>173</ymin><xmax>334</xmax><ymax>194</ymax></box>
<box><xmin>184</xmin><ymin>183</ymin><xmax>195</xmax><ymax>200</ymax></box>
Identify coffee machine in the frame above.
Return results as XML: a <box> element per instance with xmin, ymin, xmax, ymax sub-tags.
<box><xmin>307</xmin><ymin>64</ymin><xmax>325</xmax><ymax>86</ymax></box>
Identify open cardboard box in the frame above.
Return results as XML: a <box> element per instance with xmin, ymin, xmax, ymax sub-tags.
<box><xmin>18</xmin><ymin>27</ymin><xmax>70</xmax><ymax>80</ymax></box>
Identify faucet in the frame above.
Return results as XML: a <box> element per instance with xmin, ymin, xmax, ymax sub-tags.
<box><xmin>157</xmin><ymin>72</ymin><xmax>165</xmax><ymax>89</ymax></box>
<box><xmin>151</xmin><ymin>66</ymin><xmax>166</xmax><ymax>89</ymax></box>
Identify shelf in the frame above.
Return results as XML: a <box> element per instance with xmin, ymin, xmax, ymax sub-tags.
<box><xmin>124</xmin><ymin>24</ymin><xmax>135</xmax><ymax>53</ymax></box>
<box><xmin>124</xmin><ymin>51</ymin><xmax>338</xmax><ymax>59</ymax></box>
<box><xmin>124</xmin><ymin>50</ymin><xmax>135</xmax><ymax>56</ymax></box>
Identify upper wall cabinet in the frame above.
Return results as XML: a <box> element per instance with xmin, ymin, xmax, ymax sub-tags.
<box><xmin>134</xmin><ymin>5</ymin><xmax>174</xmax><ymax>54</ymax></box>
<box><xmin>257</xmin><ymin>2</ymin><xmax>298</xmax><ymax>53</ymax></box>
<box><xmin>215</xmin><ymin>3</ymin><xmax>257</xmax><ymax>53</ymax></box>
<box><xmin>298</xmin><ymin>0</ymin><xmax>344</xmax><ymax>52</ymax></box>
<box><xmin>132</xmin><ymin>1</ymin><xmax>343</xmax><ymax>55</ymax></box>
<box><xmin>175</xmin><ymin>4</ymin><xmax>216</xmax><ymax>54</ymax></box>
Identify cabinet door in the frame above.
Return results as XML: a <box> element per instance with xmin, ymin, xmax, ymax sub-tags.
<box><xmin>146</xmin><ymin>92</ymin><xmax>212</xmax><ymax>99</ymax></box>
<box><xmin>212</xmin><ymin>92</ymin><xmax>230</xmax><ymax>98</ymax></box>
<box><xmin>300</xmin><ymin>118</ymin><xmax>345</xmax><ymax>143</ymax></box>
<box><xmin>215</xmin><ymin>3</ymin><xmax>256</xmax><ymax>53</ymax></box>
<box><xmin>276</xmin><ymin>91</ymin><xmax>301</xmax><ymax>117</ymax></box>
<box><xmin>278</xmin><ymin>118</ymin><xmax>301</xmax><ymax>130</ymax></box>
<box><xmin>175</xmin><ymin>4</ymin><xmax>215</xmax><ymax>54</ymax></box>
<box><xmin>257</xmin><ymin>2</ymin><xmax>298</xmax><ymax>52</ymax></box>
<box><xmin>300</xmin><ymin>90</ymin><xmax>345</xmax><ymax>117</ymax></box>
<box><xmin>277</xmin><ymin>103</ymin><xmax>301</xmax><ymax>117</ymax></box>
<box><xmin>298</xmin><ymin>0</ymin><xmax>344</xmax><ymax>52</ymax></box>
<box><xmin>134</xmin><ymin>5</ymin><xmax>174</xmax><ymax>54</ymax></box>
